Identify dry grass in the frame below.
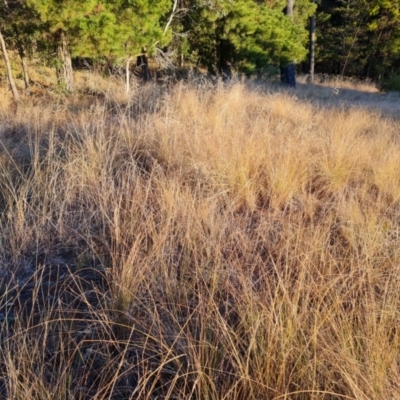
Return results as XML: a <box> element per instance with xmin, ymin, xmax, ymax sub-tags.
<box><xmin>296</xmin><ymin>74</ymin><xmax>400</xmax><ymax>116</ymax></box>
<box><xmin>0</xmin><ymin>77</ymin><xmax>400</xmax><ymax>399</ymax></box>
<box><xmin>297</xmin><ymin>74</ymin><xmax>380</xmax><ymax>93</ymax></box>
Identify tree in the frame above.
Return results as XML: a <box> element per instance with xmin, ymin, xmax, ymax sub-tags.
<box><xmin>0</xmin><ymin>0</ymin><xmax>34</xmax><ymax>94</ymax></box>
<box><xmin>179</xmin><ymin>0</ymin><xmax>314</xmax><ymax>77</ymax></box>
<box><xmin>309</xmin><ymin>4</ymin><xmax>316</xmax><ymax>82</ymax></box>
<box><xmin>0</xmin><ymin>0</ymin><xmax>44</xmax><ymax>95</ymax></box>
<box><xmin>109</xmin><ymin>0</ymin><xmax>171</xmax><ymax>92</ymax></box>
<box><xmin>316</xmin><ymin>0</ymin><xmax>400</xmax><ymax>80</ymax></box>
<box><xmin>280</xmin><ymin>0</ymin><xmax>296</xmax><ymax>86</ymax></box>
<box><xmin>27</xmin><ymin>0</ymin><xmax>101</xmax><ymax>91</ymax></box>
<box><xmin>0</xmin><ymin>30</ymin><xmax>20</xmax><ymax>100</ymax></box>
<box><xmin>76</xmin><ymin>0</ymin><xmax>172</xmax><ymax>93</ymax></box>
<box><xmin>13</xmin><ymin>0</ymin><xmax>172</xmax><ymax>93</ymax></box>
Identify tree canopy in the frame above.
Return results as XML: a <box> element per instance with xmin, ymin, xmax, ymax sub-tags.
<box><xmin>1</xmin><ymin>0</ymin><xmax>399</xmax><ymax>90</ymax></box>
<box><xmin>175</xmin><ymin>0</ymin><xmax>315</xmax><ymax>74</ymax></box>
<box><xmin>317</xmin><ymin>0</ymin><xmax>400</xmax><ymax>79</ymax></box>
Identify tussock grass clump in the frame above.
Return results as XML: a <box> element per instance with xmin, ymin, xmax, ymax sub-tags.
<box><xmin>0</xmin><ymin>81</ymin><xmax>400</xmax><ymax>399</ymax></box>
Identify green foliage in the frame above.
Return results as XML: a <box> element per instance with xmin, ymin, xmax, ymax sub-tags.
<box><xmin>25</xmin><ymin>0</ymin><xmax>101</xmax><ymax>62</ymax></box>
<box><xmin>71</xmin><ymin>7</ymin><xmax>119</xmax><ymax>58</ymax></box>
<box><xmin>25</xmin><ymin>0</ymin><xmax>171</xmax><ymax>60</ymax></box>
<box><xmin>316</xmin><ymin>0</ymin><xmax>400</xmax><ymax>79</ymax></box>
<box><xmin>102</xmin><ymin>0</ymin><xmax>172</xmax><ymax>58</ymax></box>
<box><xmin>26</xmin><ymin>0</ymin><xmax>97</xmax><ymax>30</ymax></box>
<box><xmin>225</xmin><ymin>1</ymin><xmax>309</xmax><ymax>71</ymax></box>
<box><xmin>1</xmin><ymin>0</ymin><xmax>399</xmax><ymax>83</ymax></box>
<box><xmin>180</xmin><ymin>0</ymin><xmax>316</xmax><ymax>74</ymax></box>
<box><xmin>380</xmin><ymin>73</ymin><xmax>400</xmax><ymax>92</ymax></box>
<box><xmin>0</xmin><ymin>0</ymin><xmax>41</xmax><ymax>56</ymax></box>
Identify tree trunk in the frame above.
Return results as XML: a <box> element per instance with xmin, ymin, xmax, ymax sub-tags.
<box><xmin>15</xmin><ymin>40</ymin><xmax>30</xmax><ymax>94</ymax></box>
<box><xmin>0</xmin><ymin>30</ymin><xmax>20</xmax><ymax>101</ymax></box>
<box><xmin>20</xmin><ymin>53</ymin><xmax>30</xmax><ymax>94</ymax></box>
<box><xmin>280</xmin><ymin>0</ymin><xmax>296</xmax><ymax>87</ymax></box>
<box><xmin>280</xmin><ymin>63</ymin><xmax>296</xmax><ymax>87</ymax></box>
<box><xmin>309</xmin><ymin>15</ymin><xmax>316</xmax><ymax>83</ymax></box>
<box><xmin>218</xmin><ymin>39</ymin><xmax>233</xmax><ymax>82</ymax></box>
<box><xmin>57</xmin><ymin>31</ymin><xmax>74</xmax><ymax>92</ymax></box>
<box><xmin>136</xmin><ymin>53</ymin><xmax>151</xmax><ymax>82</ymax></box>
<box><xmin>286</xmin><ymin>0</ymin><xmax>295</xmax><ymax>18</ymax></box>
<box><xmin>125</xmin><ymin>56</ymin><xmax>132</xmax><ymax>94</ymax></box>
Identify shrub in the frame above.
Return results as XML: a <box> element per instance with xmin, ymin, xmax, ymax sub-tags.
<box><xmin>380</xmin><ymin>73</ymin><xmax>400</xmax><ymax>92</ymax></box>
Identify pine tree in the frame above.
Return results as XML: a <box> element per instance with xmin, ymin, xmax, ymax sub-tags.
<box><xmin>316</xmin><ymin>0</ymin><xmax>400</xmax><ymax>79</ymax></box>
<box><xmin>27</xmin><ymin>0</ymin><xmax>100</xmax><ymax>91</ymax></box>
<box><xmin>0</xmin><ymin>0</ymin><xmax>40</xmax><ymax>94</ymax></box>
<box><xmin>24</xmin><ymin>0</ymin><xmax>172</xmax><ymax>93</ymax></box>
<box><xmin>76</xmin><ymin>0</ymin><xmax>172</xmax><ymax>92</ymax></box>
<box><xmin>179</xmin><ymin>0</ymin><xmax>315</xmax><ymax>77</ymax></box>
<box><xmin>107</xmin><ymin>0</ymin><xmax>171</xmax><ymax>91</ymax></box>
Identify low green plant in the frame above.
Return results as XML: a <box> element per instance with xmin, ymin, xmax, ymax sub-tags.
<box><xmin>380</xmin><ymin>73</ymin><xmax>400</xmax><ymax>92</ymax></box>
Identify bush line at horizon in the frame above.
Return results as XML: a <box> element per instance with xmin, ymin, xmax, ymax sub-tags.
<box><xmin>0</xmin><ymin>80</ymin><xmax>399</xmax><ymax>399</ymax></box>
